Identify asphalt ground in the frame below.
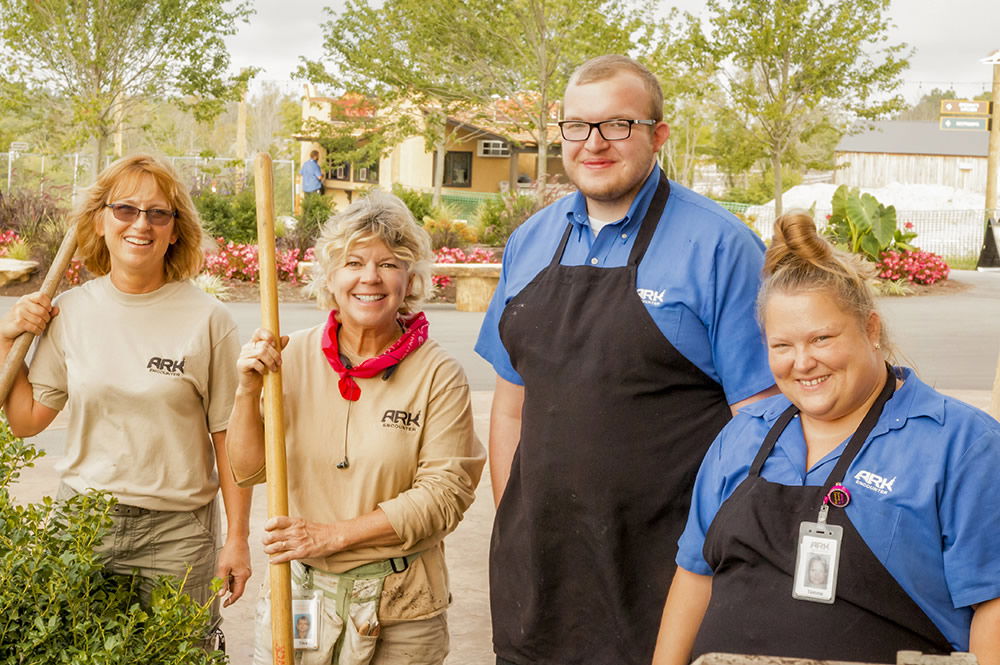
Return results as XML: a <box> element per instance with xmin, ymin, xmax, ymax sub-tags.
<box><xmin>6</xmin><ymin>268</ymin><xmax>1000</xmax><ymax>663</ymax></box>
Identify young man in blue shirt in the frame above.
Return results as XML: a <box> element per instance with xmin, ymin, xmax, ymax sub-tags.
<box><xmin>475</xmin><ymin>55</ymin><xmax>776</xmax><ymax>665</ymax></box>
<box><xmin>300</xmin><ymin>149</ymin><xmax>324</xmax><ymax>196</ymax></box>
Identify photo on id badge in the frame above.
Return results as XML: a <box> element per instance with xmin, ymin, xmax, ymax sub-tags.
<box><xmin>293</xmin><ymin>597</ymin><xmax>320</xmax><ymax>649</ymax></box>
<box><xmin>793</xmin><ymin>533</ymin><xmax>838</xmax><ymax>603</ymax></box>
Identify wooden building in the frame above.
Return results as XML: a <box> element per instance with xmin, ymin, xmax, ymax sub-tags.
<box><xmin>834</xmin><ymin>120</ymin><xmax>989</xmax><ymax>193</ymax></box>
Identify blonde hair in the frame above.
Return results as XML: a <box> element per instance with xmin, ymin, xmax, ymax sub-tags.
<box><xmin>312</xmin><ymin>190</ymin><xmax>433</xmax><ymax>312</ymax></box>
<box><xmin>759</xmin><ymin>212</ymin><xmax>892</xmax><ymax>354</ymax></box>
<box><xmin>73</xmin><ymin>153</ymin><xmax>205</xmax><ymax>281</ymax></box>
<box><xmin>568</xmin><ymin>55</ymin><xmax>664</xmax><ymax>123</ymax></box>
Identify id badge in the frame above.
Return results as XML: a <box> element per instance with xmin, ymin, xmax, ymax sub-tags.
<box><xmin>792</xmin><ymin>520</ymin><xmax>842</xmax><ymax>604</ymax></box>
<box><xmin>292</xmin><ymin>590</ymin><xmax>322</xmax><ymax>650</ymax></box>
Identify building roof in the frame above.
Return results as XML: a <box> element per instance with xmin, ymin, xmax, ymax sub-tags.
<box><xmin>835</xmin><ymin>120</ymin><xmax>989</xmax><ymax>158</ymax></box>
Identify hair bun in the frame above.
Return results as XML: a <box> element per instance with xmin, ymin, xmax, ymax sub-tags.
<box><xmin>764</xmin><ymin>211</ymin><xmax>831</xmax><ymax>276</ymax></box>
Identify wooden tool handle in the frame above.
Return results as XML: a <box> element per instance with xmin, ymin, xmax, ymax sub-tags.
<box><xmin>254</xmin><ymin>153</ymin><xmax>294</xmax><ymax>663</ymax></box>
<box><xmin>0</xmin><ymin>227</ymin><xmax>78</xmax><ymax>405</ymax></box>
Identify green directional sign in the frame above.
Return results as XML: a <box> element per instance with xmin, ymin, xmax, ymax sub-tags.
<box><xmin>940</xmin><ymin>116</ymin><xmax>990</xmax><ymax>131</ymax></box>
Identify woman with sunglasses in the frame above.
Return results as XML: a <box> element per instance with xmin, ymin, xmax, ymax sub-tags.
<box><xmin>0</xmin><ymin>154</ymin><xmax>252</xmax><ymax>640</ymax></box>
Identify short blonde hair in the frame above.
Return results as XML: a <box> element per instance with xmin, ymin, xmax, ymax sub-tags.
<box><xmin>568</xmin><ymin>55</ymin><xmax>664</xmax><ymax>123</ymax></box>
<box><xmin>312</xmin><ymin>190</ymin><xmax>433</xmax><ymax>312</ymax></box>
<box><xmin>73</xmin><ymin>153</ymin><xmax>205</xmax><ymax>281</ymax></box>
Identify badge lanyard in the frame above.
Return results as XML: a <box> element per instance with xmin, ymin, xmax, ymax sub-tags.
<box><xmin>792</xmin><ymin>365</ymin><xmax>896</xmax><ymax>604</ymax></box>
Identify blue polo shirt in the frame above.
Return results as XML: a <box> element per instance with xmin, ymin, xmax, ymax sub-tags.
<box><xmin>300</xmin><ymin>159</ymin><xmax>323</xmax><ymax>193</ymax></box>
<box><xmin>474</xmin><ymin>166</ymin><xmax>773</xmax><ymax>404</ymax></box>
<box><xmin>677</xmin><ymin>368</ymin><xmax>1000</xmax><ymax>650</ymax></box>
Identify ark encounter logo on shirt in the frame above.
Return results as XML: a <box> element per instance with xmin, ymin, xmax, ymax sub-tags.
<box><xmin>853</xmin><ymin>469</ymin><xmax>896</xmax><ymax>495</ymax></box>
<box><xmin>381</xmin><ymin>409</ymin><xmax>421</xmax><ymax>432</ymax></box>
<box><xmin>637</xmin><ymin>287</ymin><xmax>666</xmax><ymax>307</ymax></box>
<box><xmin>147</xmin><ymin>356</ymin><xmax>186</xmax><ymax>376</ymax></box>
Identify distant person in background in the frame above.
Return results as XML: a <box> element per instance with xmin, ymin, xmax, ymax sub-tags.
<box><xmin>301</xmin><ymin>150</ymin><xmax>325</xmax><ymax>197</ymax></box>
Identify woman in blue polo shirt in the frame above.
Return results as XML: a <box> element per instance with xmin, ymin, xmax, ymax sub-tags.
<box><xmin>652</xmin><ymin>212</ymin><xmax>1000</xmax><ymax>665</ymax></box>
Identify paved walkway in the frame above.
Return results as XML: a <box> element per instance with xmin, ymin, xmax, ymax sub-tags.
<box><xmin>7</xmin><ymin>268</ymin><xmax>1000</xmax><ymax>663</ymax></box>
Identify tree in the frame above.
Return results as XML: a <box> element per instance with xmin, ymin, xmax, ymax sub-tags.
<box><xmin>0</xmin><ymin>0</ymin><xmax>255</xmax><ymax>181</ymax></box>
<box><xmin>688</xmin><ymin>0</ymin><xmax>910</xmax><ymax>216</ymax></box>
<box><xmin>302</xmin><ymin>0</ymin><xmax>646</xmax><ymax>204</ymax></box>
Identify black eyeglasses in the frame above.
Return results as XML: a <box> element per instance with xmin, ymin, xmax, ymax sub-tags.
<box><xmin>558</xmin><ymin>118</ymin><xmax>657</xmax><ymax>142</ymax></box>
<box><xmin>105</xmin><ymin>203</ymin><xmax>177</xmax><ymax>226</ymax></box>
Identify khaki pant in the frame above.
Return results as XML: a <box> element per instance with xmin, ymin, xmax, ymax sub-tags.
<box><xmin>252</xmin><ymin>562</ymin><xmax>449</xmax><ymax>665</ymax></box>
<box><xmin>57</xmin><ymin>484</ymin><xmax>220</xmax><ymax>628</ymax></box>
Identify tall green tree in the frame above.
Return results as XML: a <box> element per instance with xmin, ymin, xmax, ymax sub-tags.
<box><xmin>0</xmin><ymin>0</ymin><xmax>255</xmax><ymax>181</ymax></box>
<box><xmin>688</xmin><ymin>0</ymin><xmax>910</xmax><ymax>216</ymax></box>
<box><xmin>302</xmin><ymin>0</ymin><xmax>646</xmax><ymax>203</ymax></box>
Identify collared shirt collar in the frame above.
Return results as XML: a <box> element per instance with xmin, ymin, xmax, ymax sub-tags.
<box><xmin>742</xmin><ymin>366</ymin><xmax>946</xmax><ymax>431</ymax></box>
<box><xmin>565</xmin><ymin>163</ymin><xmax>663</xmax><ymax>237</ymax></box>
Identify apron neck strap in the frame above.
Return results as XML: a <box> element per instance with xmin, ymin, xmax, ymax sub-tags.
<box><xmin>749</xmin><ymin>364</ymin><xmax>897</xmax><ymax>489</ymax></box>
<box><xmin>627</xmin><ymin>172</ymin><xmax>670</xmax><ymax>267</ymax></box>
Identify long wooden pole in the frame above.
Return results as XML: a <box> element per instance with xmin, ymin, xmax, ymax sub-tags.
<box><xmin>0</xmin><ymin>228</ymin><xmax>78</xmax><ymax>404</ymax></box>
<box><xmin>254</xmin><ymin>153</ymin><xmax>294</xmax><ymax>663</ymax></box>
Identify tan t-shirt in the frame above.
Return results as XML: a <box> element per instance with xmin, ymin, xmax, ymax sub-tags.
<box><xmin>237</xmin><ymin>323</ymin><xmax>485</xmax><ymax>620</ymax></box>
<box><xmin>29</xmin><ymin>276</ymin><xmax>240</xmax><ymax>511</ymax></box>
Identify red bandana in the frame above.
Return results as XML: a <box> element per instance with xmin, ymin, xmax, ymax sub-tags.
<box><xmin>320</xmin><ymin>310</ymin><xmax>429</xmax><ymax>401</ymax></box>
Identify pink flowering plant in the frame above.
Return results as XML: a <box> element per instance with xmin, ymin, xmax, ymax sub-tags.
<box><xmin>203</xmin><ymin>240</ymin><xmax>313</xmax><ymax>284</ymax></box>
<box><xmin>876</xmin><ymin>249</ymin><xmax>950</xmax><ymax>285</ymax></box>
<box><xmin>0</xmin><ymin>229</ymin><xmax>20</xmax><ymax>253</ymax></box>
<box><xmin>432</xmin><ymin>247</ymin><xmax>497</xmax><ymax>288</ymax></box>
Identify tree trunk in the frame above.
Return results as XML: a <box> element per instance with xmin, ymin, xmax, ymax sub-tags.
<box><xmin>772</xmin><ymin>151</ymin><xmax>783</xmax><ymax>219</ymax></box>
<box><xmin>535</xmin><ymin>137</ymin><xmax>548</xmax><ymax>206</ymax></box>
<box><xmin>432</xmin><ymin>140</ymin><xmax>446</xmax><ymax>209</ymax></box>
<box><xmin>92</xmin><ymin>134</ymin><xmax>107</xmax><ymax>185</ymax></box>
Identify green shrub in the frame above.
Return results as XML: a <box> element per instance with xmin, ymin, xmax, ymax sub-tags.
<box><xmin>422</xmin><ymin>203</ymin><xmax>478</xmax><ymax>249</ymax></box>
<box><xmin>193</xmin><ymin>188</ymin><xmax>258</xmax><ymax>244</ymax></box>
<box><xmin>0</xmin><ymin>188</ymin><xmax>70</xmax><ymax>265</ymax></box>
<box><xmin>475</xmin><ymin>192</ymin><xmax>539</xmax><ymax>246</ymax></box>
<box><xmin>289</xmin><ymin>192</ymin><xmax>334</xmax><ymax>251</ymax></box>
<box><xmin>0</xmin><ymin>418</ymin><xmax>224</xmax><ymax>663</ymax></box>
<box><xmin>391</xmin><ymin>184</ymin><xmax>433</xmax><ymax>223</ymax></box>
<box><xmin>824</xmin><ymin>185</ymin><xmax>916</xmax><ymax>261</ymax></box>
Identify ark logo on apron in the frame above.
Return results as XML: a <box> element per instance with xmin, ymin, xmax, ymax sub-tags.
<box><xmin>146</xmin><ymin>356</ymin><xmax>185</xmax><ymax>376</ymax></box>
<box><xmin>637</xmin><ymin>287</ymin><xmax>666</xmax><ymax>306</ymax></box>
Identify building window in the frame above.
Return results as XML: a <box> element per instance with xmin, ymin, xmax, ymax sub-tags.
<box><xmin>325</xmin><ymin>160</ymin><xmax>350</xmax><ymax>181</ymax></box>
<box><xmin>477</xmin><ymin>139</ymin><xmax>510</xmax><ymax>157</ymax></box>
<box><xmin>354</xmin><ymin>161</ymin><xmax>379</xmax><ymax>184</ymax></box>
<box><xmin>443</xmin><ymin>151</ymin><xmax>472</xmax><ymax>187</ymax></box>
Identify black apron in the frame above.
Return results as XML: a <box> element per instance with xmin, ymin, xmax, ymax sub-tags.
<box><xmin>693</xmin><ymin>366</ymin><xmax>952</xmax><ymax>663</ymax></box>
<box><xmin>492</xmin><ymin>175</ymin><xmax>732</xmax><ymax>665</ymax></box>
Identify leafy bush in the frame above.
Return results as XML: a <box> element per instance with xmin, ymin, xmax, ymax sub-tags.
<box><xmin>392</xmin><ymin>184</ymin><xmax>433</xmax><ymax>223</ymax></box>
<box><xmin>823</xmin><ymin>185</ymin><xmax>916</xmax><ymax>261</ymax></box>
<box><xmin>0</xmin><ymin>188</ymin><xmax>70</xmax><ymax>265</ymax></box>
<box><xmin>289</xmin><ymin>193</ymin><xmax>334</xmax><ymax>251</ymax></box>
<box><xmin>193</xmin><ymin>188</ymin><xmax>258</xmax><ymax>244</ymax></box>
<box><xmin>0</xmin><ymin>418</ymin><xmax>223</xmax><ymax>663</ymax></box>
<box><xmin>423</xmin><ymin>204</ymin><xmax>478</xmax><ymax>249</ymax></box>
<box><xmin>876</xmin><ymin>249</ymin><xmax>950</xmax><ymax>285</ymax></box>
<box><xmin>475</xmin><ymin>193</ymin><xmax>539</xmax><ymax>246</ymax></box>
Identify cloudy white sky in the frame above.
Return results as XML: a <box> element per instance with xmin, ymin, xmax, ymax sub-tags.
<box><xmin>226</xmin><ymin>0</ymin><xmax>999</xmax><ymax>104</ymax></box>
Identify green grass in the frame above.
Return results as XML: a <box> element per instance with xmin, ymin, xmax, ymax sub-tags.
<box><xmin>944</xmin><ymin>255</ymin><xmax>979</xmax><ymax>271</ymax></box>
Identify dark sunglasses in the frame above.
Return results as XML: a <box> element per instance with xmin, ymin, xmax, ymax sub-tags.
<box><xmin>105</xmin><ymin>203</ymin><xmax>177</xmax><ymax>226</ymax></box>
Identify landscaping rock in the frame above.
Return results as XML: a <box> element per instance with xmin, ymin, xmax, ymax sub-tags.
<box><xmin>0</xmin><ymin>258</ymin><xmax>39</xmax><ymax>287</ymax></box>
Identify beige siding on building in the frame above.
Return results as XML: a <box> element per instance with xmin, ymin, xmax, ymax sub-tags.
<box><xmin>834</xmin><ymin>152</ymin><xmax>989</xmax><ymax>193</ymax></box>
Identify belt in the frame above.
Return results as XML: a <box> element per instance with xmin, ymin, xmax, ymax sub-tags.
<box><xmin>109</xmin><ymin>503</ymin><xmax>151</xmax><ymax>517</ymax></box>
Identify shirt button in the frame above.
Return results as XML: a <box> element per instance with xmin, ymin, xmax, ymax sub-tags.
<box><xmin>590</xmin><ymin>257</ymin><xmax>599</xmax><ymax>265</ymax></box>
<box><xmin>621</xmin><ymin>233</ymin><xmax>628</xmax><ymax>240</ymax></box>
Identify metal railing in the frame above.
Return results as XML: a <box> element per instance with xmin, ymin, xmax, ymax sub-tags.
<box><xmin>0</xmin><ymin>152</ymin><xmax>296</xmax><ymax>216</ymax></box>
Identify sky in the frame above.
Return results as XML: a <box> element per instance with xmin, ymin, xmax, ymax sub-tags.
<box><xmin>225</xmin><ymin>0</ymin><xmax>1000</xmax><ymax>104</ymax></box>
